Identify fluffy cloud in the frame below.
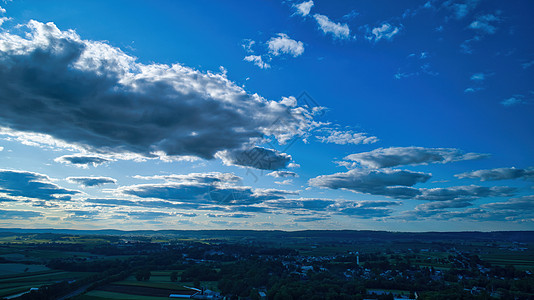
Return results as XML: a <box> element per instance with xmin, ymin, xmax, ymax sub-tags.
<box><xmin>366</xmin><ymin>23</ymin><xmax>401</xmax><ymax>42</ymax></box>
<box><xmin>456</xmin><ymin>167</ymin><xmax>534</xmax><ymax>181</ymax></box>
<box><xmin>218</xmin><ymin>147</ymin><xmax>291</xmax><ymax>170</ymax></box>
<box><xmin>243</xmin><ymin>54</ymin><xmax>270</xmax><ymax>69</ymax></box>
<box><xmin>0</xmin><ymin>20</ymin><xmax>315</xmax><ymax>161</ymax></box>
<box><xmin>67</xmin><ymin>176</ymin><xmax>117</xmax><ymax>187</ymax></box>
<box><xmin>469</xmin><ymin>14</ymin><xmax>500</xmax><ymax>34</ymax></box>
<box><xmin>315</xmin><ymin>128</ymin><xmax>378</xmax><ymax>145</ymax></box>
<box><xmin>344</xmin><ymin>147</ymin><xmax>487</xmax><ymax>169</ymax></box>
<box><xmin>313</xmin><ymin>14</ymin><xmax>350</xmax><ymax>39</ymax></box>
<box><xmin>267</xmin><ymin>171</ymin><xmax>299</xmax><ymax>178</ymax></box>
<box><xmin>294</xmin><ymin>1</ymin><xmax>314</xmax><ymax>17</ymax></box>
<box><xmin>267</xmin><ymin>33</ymin><xmax>304</xmax><ymax>57</ymax></box>
<box><xmin>0</xmin><ymin>169</ymin><xmax>78</xmax><ymax>201</ymax></box>
<box><xmin>309</xmin><ymin>168</ymin><xmax>431</xmax><ymax>199</ymax></box>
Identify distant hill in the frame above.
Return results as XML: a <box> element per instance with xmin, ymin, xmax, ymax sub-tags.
<box><xmin>1</xmin><ymin>228</ymin><xmax>533</xmax><ymax>243</ymax></box>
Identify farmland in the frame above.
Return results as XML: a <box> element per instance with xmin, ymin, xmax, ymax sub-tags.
<box><xmin>0</xmin><ymin>229</ymin><xmax>532</xmax><ymax>299</ymax></box>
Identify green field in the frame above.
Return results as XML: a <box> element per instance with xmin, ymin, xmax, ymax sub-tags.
<box><xmin>0</xmin><ymin>269</ymin><xmax>95</xmax><ymax>298</ymax></box>
<box><xmin>75</xmin><ymin>290</ymin><xmax>170</xmax><ymax>300</ymax></box>
<box><xmin>0</xmin><ymin>263</ymin><xmax>50</xmax><ymax>275</ymax></box>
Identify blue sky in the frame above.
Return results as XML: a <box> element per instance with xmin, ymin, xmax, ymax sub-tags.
<box><xmin>0</xmin><ymin>0</ymin><xmax>533</xmax><ymax>231</ymax></box>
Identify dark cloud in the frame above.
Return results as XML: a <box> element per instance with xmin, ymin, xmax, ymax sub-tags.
<box><xmin>133</xmin><ymin>172</ymin><xmax>241</xmax><ymax>184</ymax></box>
<box><xmin>55</xmin><ymin>154</ymin><xmax>111</xmax><ymax>167</ymax></box>
<box><xmin>344</xmin><ymin>147</ymin><xmax>487</xmax><ymax>169</ymax></box>
<box><xmin>121</xmin><ymin>183</ymin><xmax>295</xmax><ymax>205</ymax></box>
<box><xmin>456</xmin><ymin>167</ymin><xmax>534</xmax><ymax>181</ymax></box>
<box><xmin>416</xmin><ymin>185</ymin><xmax>515</xmax><ymax>201</ymax></box>
<box><xmin>267</xmin><ymin>171</ymin><xmax>299</xmax><ymax>178</ymax></box>
<box><xmin>265</xmin><ymin>198</ymin><xmax>400</xmax><ymax>219</ymax></box>
<box><xmin>399</xmin><ymin>195</ymin><xmax>534</xmax><ymax>222</ymax></box>
<box><xmin>119</xmin><ymin>172</ymin><xmax>297</xmax><ymax>206</ymax></box>
<box><xmin>0</xmin><ymin>169</ymin><xmax>78</xmax><ymax>201</ymax></box>
<box><xmin>0</xmin><ymin>21</ymin><xmax>314</xmax><ymax>160</ymax></box>
<box><xmin>309</xmin><ymin>168</ymin><xmax>430</xmax><ymax>198</ymax></box>
<box><xmin>333</xmin><ymin>200</ymin><xmax>401</xmax><ymax>218</ymax></box>
<box><xmin>67</xmin><ymin>176</ymin><xmax>117</xmax><ymax>187</ymax></box>
<box><xmin>481</xmin><ymin>195</ymin><xmax>534</xmax><ymax>211</ymax></box>
<box><xmin>415</xmin><ymin>199</ymin><xmax>474</xmax><ymax>210</ymax></box>
<box><xmin>218</xmin><ymin>147</ymin><xmax>291</xmax><ymax>170</ymax></box>
<box><xmin>0</xmin><ymin>209</ymin><xmax>43</xmax><ymax>219</ymax></box>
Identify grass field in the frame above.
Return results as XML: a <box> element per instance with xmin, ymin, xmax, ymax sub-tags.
<box><xmin>75</xmin><ymin>290</ymin><xmax>170</xmax><ymax>300</ymax></box>
<box><xmin>0</xmin><ymin>263</ymin><xmax>50</xmax><ymax>275</ymax></box>
<box><xmin>0</xmin><ymin>269</ymin><xmax>95</xmax><ymax>298</ymax></box>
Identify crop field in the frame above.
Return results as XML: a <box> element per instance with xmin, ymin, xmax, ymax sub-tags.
<box><xmin>0</xmin><ymin>269</ymin><xmax>95</xmax><ymax>298</ymax></box>
<box><xmin>75</xmin><ymin>271</ymin><xmax>213</xmax><ymax>300</ymax></box>
<box><xmin>0</xmin><ymin>263</ymin><xmax>50</xmax><ymax>275</ymax></box>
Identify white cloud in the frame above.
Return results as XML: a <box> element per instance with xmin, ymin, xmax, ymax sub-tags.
<box><xmin>522</xmin><ymin>60</ymin><xmax>534</xmax><ymax>69</ymax></box>
<box><xmin>470</xmin><ymin>72</ymin><xmax>486</xmax><ymax>81</ymax></box>
<box><xmin>469</xmin><ymin>14</ymin><xmax>500</xmax><ymax>34</ymax></box>
<box><xmin>0</xmin><ymin>146</ymin><xmax>3</xmax><ymax>151</ymax></box>
<box><xmin>501</xmin><ymin>96</ymin><xmax>526</xmax><ymax>107</ymax></box>
<box><xmin>294</xmin><ymin>1</ymin><xmax>314</xmax><ymax>17</ymax></box>
<box><xmin>275</xmin><ymin>179</ymin><xmax>293</xmax><ymax>185</ymax></box>
<box><xmin>244</xmin><ymin>54</ymin><xmax>271</xmax><ymax>69</ymax></box>
<box><xmin>0</xmin><ymin>20</ymin><xmax>318</xmax><ymax>161</ymax></box>
<box><xmin>241</xmin><ymin>39</ymin><xmax>255</xmax><ymax>53</ymax></box>
<box><xmin>316</xmin><ymin>129</ymin><xmax>378</xmax><ymax>145</ymax></box>
<box><xmin>267</xmin><ymin>33</ymin><xmax>304</xmax><ymax>57</ymax></box>
<box><xmin>366</xmin><ymin>23</ymin><xmax>401</xmax><ymax>42</ymax></box>
<box><xmin>313</xmin><ymin>14</ymin><xmax>350</xmax><ymax>39</ymax></box>
<box><xmin>0</xmin><ymin>6</ymin><xmax>6</xmax><ymax>14</ymax></box>
<box><xmin>443</xmin><ymin>0</ymin><xmax>480</xmax><ymax>19</ymax></box>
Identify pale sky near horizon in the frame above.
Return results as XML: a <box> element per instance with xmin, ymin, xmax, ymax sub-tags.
<box><xmin>0</xmin><ymin>0</ymin><xmax>533</xmax><ymax>231</ymax></box>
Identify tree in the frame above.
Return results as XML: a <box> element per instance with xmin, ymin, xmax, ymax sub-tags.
<box><xmin>170</xmin><ymin>271</ymin><xmax>178</xmax><ymax>282</ymax></box>
<box><xmin>136</xmin><ymin>269</ymin><xmax>151</xmax><ymax>281</ymax></box>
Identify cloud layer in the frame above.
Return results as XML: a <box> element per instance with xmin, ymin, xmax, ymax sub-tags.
<box><xmin>0</xmin><ymin>20</ymin><xmax>314</xmax><ymax>161</ymax></box>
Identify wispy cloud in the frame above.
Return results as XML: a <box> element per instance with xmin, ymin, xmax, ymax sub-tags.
<box><xmin>469</xmin><ymin>13</ymin><xmax>500</xmax><ymax>34</ymax></box>
<box><xmin>366</xmin><ymin>23</ymin><xmax>401</xmax><ymax>42</ymax></box>
<box><xmin>313</xmin><ymin>14</ymin><xmax>350</xmax><ymax>39</ymax></box>
<box><xmin>243</xmin><ymin>54</ymin><xmax>271</xmax><ymax>69</ymax></box>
